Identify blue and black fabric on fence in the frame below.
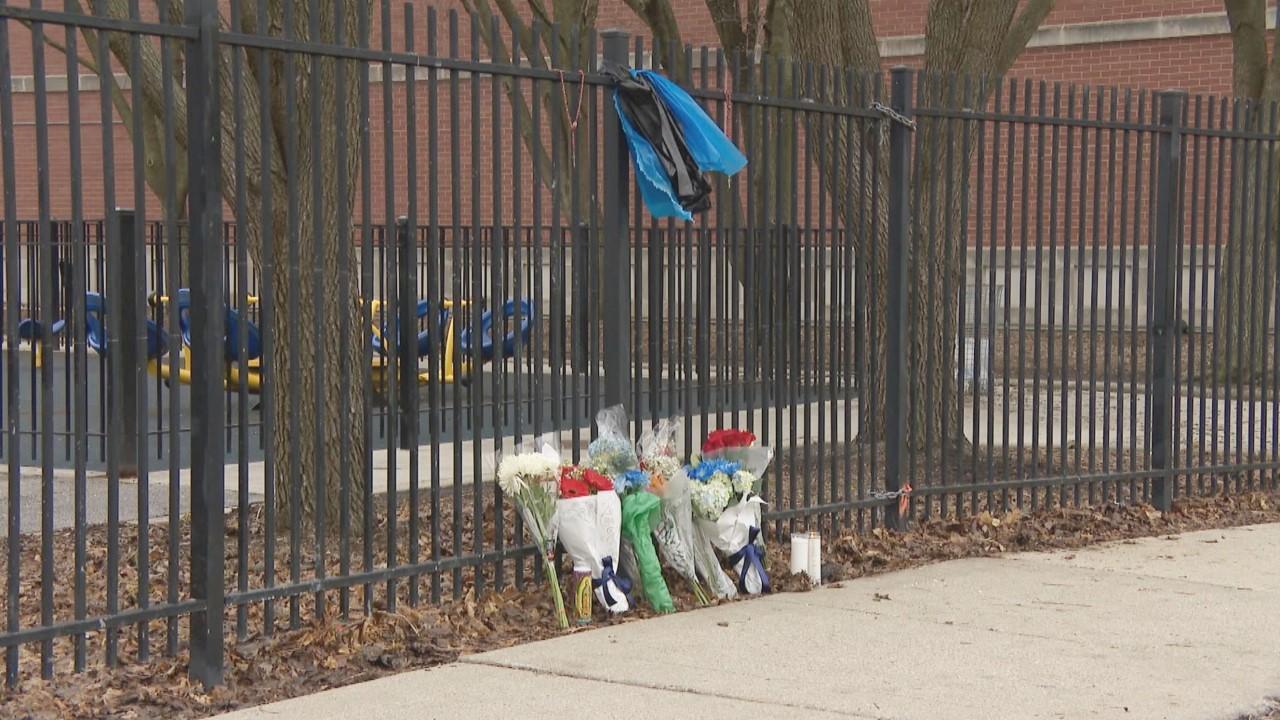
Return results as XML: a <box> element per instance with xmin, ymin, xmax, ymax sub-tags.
<box><xmin>608</xmin><ymin>67</ymin><xmax>747</xmax><ymax>220</ymax></box>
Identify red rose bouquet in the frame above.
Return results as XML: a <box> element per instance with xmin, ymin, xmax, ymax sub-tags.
<box><xmin>550</xmin><ymin>464</ymin><xmax>628</xmax><ymax>614</ymax></box>
<box><xmin>701</xmin><ymin>429</ymin><xmax>757</xmax><ymax>454</ymax></box>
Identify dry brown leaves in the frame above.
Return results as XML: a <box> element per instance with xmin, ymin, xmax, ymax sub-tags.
<box><xmin>1</xmin><ymin>490</ymin><xmax>1277</xmax><ymax>719</ymax></box>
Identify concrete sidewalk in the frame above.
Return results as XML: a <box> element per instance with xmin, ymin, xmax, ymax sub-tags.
<box><xmin>221</xmin><ymin>523</ymin><xmax>1280</xmax><ymax>720</ymax></box>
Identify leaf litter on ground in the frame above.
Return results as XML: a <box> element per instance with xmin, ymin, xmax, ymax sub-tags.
<box><xmin>1</xmin><ymin>489</ymin><xmax>1277</xmax><ymax>719</ymax></box>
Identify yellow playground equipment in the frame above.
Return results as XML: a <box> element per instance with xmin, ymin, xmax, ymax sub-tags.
<box><xmin>141</xmin><ymin>292</ymin><xmax>535</xmax><ymax>394</ymax></box>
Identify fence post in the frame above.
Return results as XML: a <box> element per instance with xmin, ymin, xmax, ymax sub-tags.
<box><xmin>601</xmin><ymin>30</ymin><xmax>631</xmax><ymax>411</ymax></box>
<box><xmin>1150</xmin><ymin>90</ymin><xmax>1185</xmax><ymax>513</ymax></box>
<box><xmin>396</xmin><ymin>217</ymin><xmax>418</xmax><ymax>450</ymax></box>
<box><xmin>884</xmin><ymin>67</ymin><xmax>913</xmax><ymax>532</ymax></box>
<box><xmin>185</xmin><ymin>0</ymin><xmax>225</xmax><ymax>688</ymax></box>
<box><xmin>573</xmin><ymin>223</ymin><xmax>589</xmax><ymax>377</ymax></box>
<box><xmin>108</xmin><ymin>208</ymin><xmax>140</xmax><ymax>478</ymax></box>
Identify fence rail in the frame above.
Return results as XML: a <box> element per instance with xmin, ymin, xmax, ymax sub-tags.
<box><xmin>1</xmin><ymin>1</ymin><xmax>1278</xmax><ymax>690</ymax></box>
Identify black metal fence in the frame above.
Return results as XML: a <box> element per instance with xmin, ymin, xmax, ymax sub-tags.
<box><xmin>1</xmin><ymin>0</ymin><xmax>1277</xmax><ymax>689</ymax></box>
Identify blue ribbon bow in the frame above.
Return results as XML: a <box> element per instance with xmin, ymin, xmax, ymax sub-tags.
<box><xmin>592</xmin><ymin>556</ymin><xmax>632</xmax><ymax>607</ymax></box>
<box><xmin>727</xmin><ymin>525</ymin><xmax>771</xmax><ymax>594</ymax></box>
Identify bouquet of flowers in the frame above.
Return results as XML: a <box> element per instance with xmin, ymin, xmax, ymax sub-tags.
<box><xmin>701</xmin><ymin>429</ymin><xmax>774</xmax><ymax>475</ymax></box>
<box><xmin>688</xmin><ymin>429</ymin><xmax>774</xmax><ymax>595</ymax></box>
<box><xmin>640</xmin><ymin>418</ymin><xmax>712</xmax><ymax>605</ymax></box>
<box><xmin>589</xmin><ymin>405</ymin><xmax>675</xmax><ymax>613</ymax></box>
<box><xmin>496</xmin><ymin>435</ymin><xmax>569</xmax><ymax>628</ymax></box>
<box><xmin>550</xmin><ymin>463</ymin><xmax>630</xmax><ymax>614</ymax></box>
<box><xmin>701</xmin><ymin>428</ymin><xmax>772</xmax><ymax>560</ymax></box>
<box><xmin>586</xmin><ymin>405</ymin><xmax>640</xmax><ymax>476</ymax></box>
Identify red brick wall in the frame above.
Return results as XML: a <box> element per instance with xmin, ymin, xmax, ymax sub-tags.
<box><xmin>870</xmin><ymin>0</ymin><xmax>1228</xmax><ymax>37</ymax></box>
<box><xmin>0</xmin><ymin>0</ymin><xmax>1270</xmax><ymax>226</ymax></box>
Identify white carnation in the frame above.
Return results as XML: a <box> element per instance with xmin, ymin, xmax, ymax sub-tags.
<box><xmin>497</xmin><ymin>452</ymin><xmax>558</xmax><ymax>496</ymax></box>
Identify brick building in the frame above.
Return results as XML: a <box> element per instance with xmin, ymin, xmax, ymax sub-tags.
<box><xmin>0</xmin><ymin>0</ymin><xmax>1272</xmax><ymax>223</ymax></box>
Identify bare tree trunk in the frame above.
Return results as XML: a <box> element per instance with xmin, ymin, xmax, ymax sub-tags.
<box><xmin>253</xmin><ymin>0</ymin><xmax>368</xmax><ymax>530</ymax></box>
<box><xmin>1215</xmin><ymin>1</ymin><xmax>1280</xmax><ymax>384</ymax></box>
<box><xmin>775</xmin><ymin>0</ymin><xmax>890</xmax><ymax>441</ymax></box>
<box><xmin>794</xmin><ymin>0</ymin><xmax>1051</xmax><ymax>456</ymax></box>
<box><xmin>265</xmin><ymin>209</ymin><xmax>367</xmax><ymax>530</ymax></box>
<box><xmin>906</xmin><ymin>80</ymin><xmax>966</xmax><ymax>454</ymax></box>
<box><xmin>1213</xmin><ymin>121</ymin><xmax>1277</xmax><ymax>384</ymax></box>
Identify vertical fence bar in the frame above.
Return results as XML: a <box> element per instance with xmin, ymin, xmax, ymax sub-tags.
<box><xmin>259</xmin><ymin>0</ymin><xmax>282</xmax><ymax>632</ymax></box>
<box><xmin>284</xmin><ymin>0</ymin><xmax>303</xmax><ymax>629</ymax></box>
<box><xmin>426</xmin><ymin>4</ymin><xmax>443</xmax><ymax>603</ymax></box>
<box><xmin>111</xmin><ymin>211</ymin><xmax>140</xmax><ymax>479</ymax></box>
<box><xmin>1149</xmin><ymin>91</ymin><xmax>1185</xmax><ymax>512</ymax></box>
<box><xmin>28</xmin><ymin>1</ymin><xmax>56</xmax><ymax>676</ymax></box>
<box><xmin>0</xmin><ymin>11</ymin><xmax>19</xmax><ymax>686</ymax></box>
<box><xmin>187</xmin><ymin>0</ymin><xmax>226</xmax><ymax>687</ymax></box>
<box><xmin>306</xmin><ymin>0</ymin><xmax>328</xmax><ymax>621</ymax></box>
<box><xmin>357</xmin><ymin>0</ymin><xmax>374</xmax><ymax>614</ymax></box>
<box><xmin>335</xmin><ymin>0</ymin><xmax>356</xmax><ymax>619</ymax></box>
<box><xmin>486</xmin><ymin>14</ymin><xmax>504</xmax><ymax>591</ymax></box>
<box><xmin>601</xmin><ymin>30</ymin><xmax>631</xmax><ymax>409</ymax></box>
<box><xmin>103</xmin><ymin>208</ymin><xmax>126</xmax><ymax>663</ymax></box>
<box><xmin>397</xmin><ymin>218</ymin><xmax>418</xmax><ymax>450</ymax></box>
<box><xmin>62</xmin><ymin>5</ymin><xmax>89</xmax><ymax>670</ymax></box>
<box><xmin>405</xmin><ymin>4</ymin><xmax>422</xmax><ymax>606</ymax></box>
<box><xmin>160</xmin><ymin>31</ymin><xmax>183</xmax><ymax>655</ymax></box>
<box><xmin>885</xmin><ymin>67</ymin><xmax>912</xmax><ymax>531</ymax></box>
<box><xmin>466</xmin><ymin>18</ymin><xmax>482</xmax><ymax>597</ymax></box>
<box><xmin>447</xmin><ymin>10</ymin><xmax>464</xmax><ymax>598</ymax></box>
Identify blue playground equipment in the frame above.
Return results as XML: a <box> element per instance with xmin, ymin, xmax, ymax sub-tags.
<box><xmin>372</xmin><ymin>297</ymin><xmax>535</xmax><ymax>384</ymax></box>
<box><xmin>18</xmin><ymin>288</ymin><xmax>536</xmax><ymax>390</ymax></box>
<box><xmin>18</xmin><ymin>292</ymin><xmax>169</xmax><ymax>361</ymax></box>
<box><xmin>459</xmin><ymin>299</ymin><xmax>536</xmax><ymax>362</ymax></box>
<box><xmin>164</xmin><ymin>288</ymin><xmax>264</xmax><ymax>364</ymax></box>
<box><xmin>370</xmin><ymin>298</ymin><xmax>450</xmax><ymax>358</ymax></box>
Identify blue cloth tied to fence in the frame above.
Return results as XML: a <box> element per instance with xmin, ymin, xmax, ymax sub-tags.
<box><xmin>639</xmin><ymin>70</ymin><xmax>747</xmax><ymax>177</ymax></box>
<box><xmin>612</xmin><ymin>67</ymin><xmax>747</xmax><ymax>220</ymax></box>
<box><xmin>727</xmin><ymin>525</ymin><xmax>770</xmax><ymax>594</ymax></box>
<box><xmin>592</xmin><ymin>555</ymin><xmax>631</xmax><ymax>607</ymax></box>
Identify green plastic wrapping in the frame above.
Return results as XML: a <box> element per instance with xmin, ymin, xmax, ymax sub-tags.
<box><xmin>619</xmin><ymin>491</ymin><xmax>675</xmax><ymax>613</ymax></box>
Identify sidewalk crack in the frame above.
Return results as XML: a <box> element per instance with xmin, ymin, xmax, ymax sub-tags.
<box><xmin>461</xmin><ymin>656</ymin><xmax>890</xmax><ymax>719</ymax></box>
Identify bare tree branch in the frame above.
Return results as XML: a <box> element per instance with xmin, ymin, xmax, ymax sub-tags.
<box><xmin>620</xmin><ymin>0</ymin><xmax>686</xmax><ymax>74</ymax></box>
<box><xmin>785</xmin><ymin>0</ymin><xmax>878</xmax><ymax>72</ymax></box>
<box><xmin>461</xmin><ymin>1</ymin><xmax>556</xmax><ymax>182</ymax></box>
<box><xmin>467</xmin><ymin>0</ymin><xmax>544</xmax><ymax>68</ymax></box>
<box><xmin>994</xmin><ymin>0</ymin><xmax>1055</xmax><ymax>77</ymax></box>
<box><xmin>744</xmin><ymin>0</ymin><xmax>763</xmax><ymax>52</ymax></box>
<box><xmin>553</xmin><ymin>0</ymin><xmax>597</xmax><ymax>29</ymax></box>
<box><xmin>703</xmin><ymin>0</ymin><xmax>745</xmax><ymax>55</ymax></box>
<box><xmin>461</xmin><ymin>0</ymin><xmax>599</xmax><ymax>225</ymax></box>
<box><xmin>1226</xmin><ymin>0</ymin><xmax>1268</xmax><ymax>98</ymax></box>
<box><xmin>19</xmin><ymin>18</ymin><xmax>100</xmax><ymax>76</ymax></box>
<box><xmin>527</xmin><ymin>0</ymin><xmax>555</xmax><ymax>28</ymax></box>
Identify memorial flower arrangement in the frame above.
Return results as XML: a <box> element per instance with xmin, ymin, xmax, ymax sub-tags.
<box><xmin>496</xmin><ymin>437</ymin><xmax>569</xmax><ymax>628</ymax></box>
<box><xmin>688</xmin><ymin>428</ymin><xmax>774</xmax><ymax>595</ymax></box>
<box><xmin>639</xmin><ymin>418</ymin><xmax>712</xmax><ymax>604</ymax></box>
<box><xmin>589</xmin><ymin>406</ymin><xmax>675</xmax><ymax>613</ymax></box>
<box><xmin>550</xmin><ymin>463</ymin><xmax>629</xmax><ymax>614</ymax></box>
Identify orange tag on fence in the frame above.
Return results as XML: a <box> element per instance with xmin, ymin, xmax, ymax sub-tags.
<box><xmin>899</xmin><ymin>482</ymin><xmax>912</xmax><ymax>517</ymax></box>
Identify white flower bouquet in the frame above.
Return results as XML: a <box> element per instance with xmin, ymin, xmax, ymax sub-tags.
<box><xmin>688</xmin><ymin>429</ymin><xmax>774</xmax><ymax>595</ymax></box>
<box><xmin>496</xmin><ymin>435</ymin><xmax>568</xmax><ymax>628</ymax></box>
